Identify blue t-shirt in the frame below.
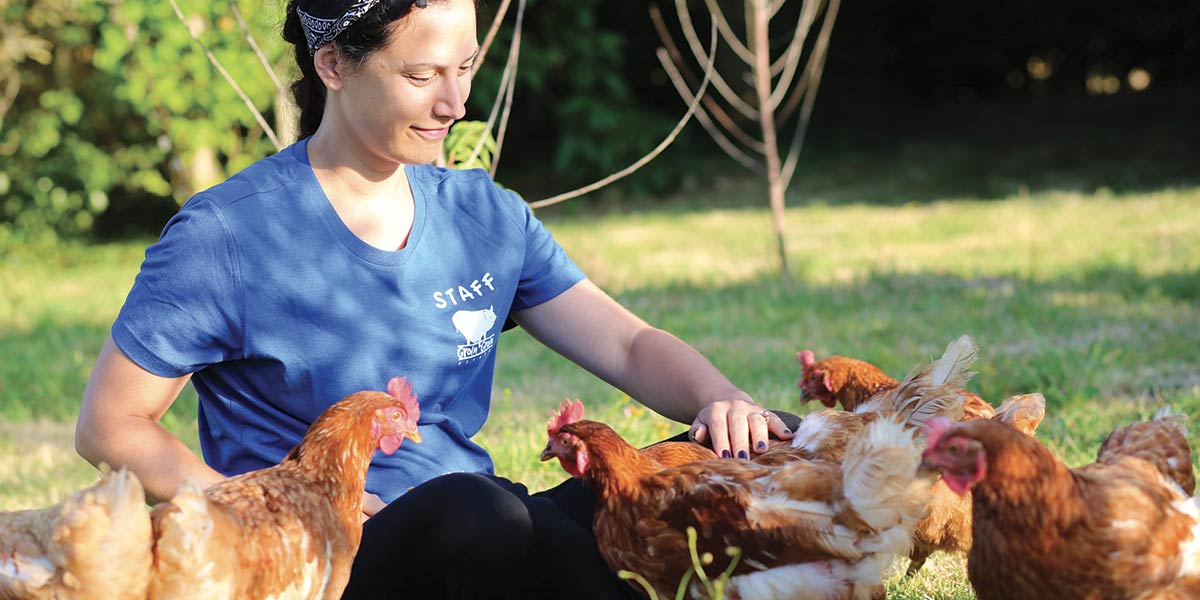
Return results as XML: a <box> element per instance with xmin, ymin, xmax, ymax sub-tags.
<box><xmin>112</xmin><ymin>138</ymin><xmax>585</xmax><ymax>502</ymax></box>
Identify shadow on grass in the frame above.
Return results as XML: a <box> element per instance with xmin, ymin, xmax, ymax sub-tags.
<box><xmin>495</xmin><ymin>264</ymin><xmax>1200</xmax><ymax>417</ymax></box>
<box><xmin>2</xmin><ymin>264</ymin><xmax>1195</xmax><ymax>427</ymax></box>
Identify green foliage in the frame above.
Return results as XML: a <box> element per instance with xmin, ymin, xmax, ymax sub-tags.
<box><xmin>472</xmin><ymin>0</ymin><xmax>678</xmax><ymax>186</ymax></box>
<box><xmin>442</xmin><ymin>120</ymin><xmax>496</xmax><ymax>172</ymax></box>
<box><xmin>0</xmin><ymin>0</ymin><xmax>289</xmax><ymax>250</ymax></box>
<box><xmin>92</xmin><ymin>0</ymin><xmax>289</xmax><ymax>194</ymax></box>
<box><xmin>0</xmin><ymin>0</ymin><xmax>119</xmax><ymax>247</ymax></box>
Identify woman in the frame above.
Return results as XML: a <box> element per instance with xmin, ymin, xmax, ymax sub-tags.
<box><xmin>75</xmin><ymin>0</ymin><xmax>794</xmax><ymax>597</ymax></box>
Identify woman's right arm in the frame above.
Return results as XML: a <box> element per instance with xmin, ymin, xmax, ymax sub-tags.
<box><xmin>75</xmin><ymin>335</ymin><xmax>225</xmax><ymax>505</ymax></box>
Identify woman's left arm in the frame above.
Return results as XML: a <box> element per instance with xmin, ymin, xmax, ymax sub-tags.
<box><xmin>511</xmin><ymin>279</ymin><xmax>792</xmax><ymax>458</ymax></box>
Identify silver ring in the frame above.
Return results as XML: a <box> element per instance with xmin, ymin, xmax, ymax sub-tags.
<box><xmin>758</xmin><ymin>410</ymin><xmax>773</xmax><ymax>420</ymax></box>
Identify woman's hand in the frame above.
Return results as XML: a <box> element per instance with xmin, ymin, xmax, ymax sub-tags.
<box><xmin>361</xmin><ymin>491</ymin><xmax>386</xmax><ymax>523</ymax></box>
<box><xmin>689</xmin><ymin>398</ymin><xmax>793</xmax><ymax>459</ymax></box>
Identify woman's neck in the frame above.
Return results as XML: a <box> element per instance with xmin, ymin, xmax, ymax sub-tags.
<box><xmin>307</xmin><ymin>128</ymin><xmax>409</xmax><ymax>199</ymax></box>
<box><xmin>306</xmin><ymin>130</ymin><xmax>416</xmax><ymax>251</ymax></box>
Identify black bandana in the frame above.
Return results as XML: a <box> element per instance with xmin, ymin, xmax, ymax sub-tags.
<box><xmin>296</xmin><ymin>0</ymin><xmax>428</xmax><ymax>55</ymax></box>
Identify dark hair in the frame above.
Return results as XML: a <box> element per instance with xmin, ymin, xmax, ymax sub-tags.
<box><xmin>281</xmin><ymin>0</ymin><xmax>432</xmax><ymax>139</ymax></box>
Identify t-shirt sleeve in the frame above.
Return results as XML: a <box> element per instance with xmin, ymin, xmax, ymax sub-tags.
<box><xmin>509</xmin><ymin>191</ymin><xmax>586</xmax><ymax>312</ymax></box>
<box><xmin>111</xmin><ymin>197</ymin><xmax>244</xmax><ymax>377</ymax></box>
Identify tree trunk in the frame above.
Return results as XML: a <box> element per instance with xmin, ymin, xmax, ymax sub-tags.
<box><xmin>751</xmin><ymin>0</ymin><xmax>792</xmax><ymax>281</ymax></box>
<box><xmin>275</xmin><ymin>90</ymin><xmax>298</xmax><ymax>147</ymax></box>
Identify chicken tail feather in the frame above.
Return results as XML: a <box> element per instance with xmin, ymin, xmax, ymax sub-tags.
<box><xmin>149</xmin><ymin>483</ymin><xmax>236</xmax><ymax>599</ymax></box>
<box><xmin>1153</xmin><ymin>405</ymin><xmax>1189</xmax><ymax>436</ymax></box>
<box><xmin>878</xmin><ymin>335</ymin><xmax>979</xmax><ymax>429</ymax></box>
<box><xmin>928</xmin><ymin>335</ymin><xmax>979</xmax><ymax>389</ymax></box>
<box><xmin>840</xmin><ymin>418</ymin><xmax>931</xmax><ymax>555</ymax></box>
<box><xmin>992</xmin><ymin>393</ymin><xmax>1047</xmax><ymax>435</ymax></box>
<box><xmin>60</xmin><ymin>467</ymin><xmax>153</xmax><ymax>596</ymax></box>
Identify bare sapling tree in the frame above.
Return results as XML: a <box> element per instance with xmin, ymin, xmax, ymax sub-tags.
<box><xmin>652</xmin><ymin>0</ymin><xmax>842</xmax><ymax>280</ymax></box>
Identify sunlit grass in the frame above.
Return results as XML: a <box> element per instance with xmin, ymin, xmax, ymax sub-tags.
<box><xmin>551</xmin><ymin>189</ymin><xmax>1199</xmax><ymax>293</ymax></box>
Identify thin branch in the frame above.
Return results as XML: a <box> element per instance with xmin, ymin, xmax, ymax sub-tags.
<box><xmin>769</xmin><ymin>0</ymin><xmax>821</xmax><ymax>76</ymax></box>
<box><xmin>770</xmin><ymin>0</ymin><xmax>824</xmax><ymax>74</ymax></box>
<box><xmin>650</xmin><ymin>5</ymin><xmax>763</xmax><ymax>154</ymax></box>
<box><xmin>778</xmin><ymin>0</ymin><xmax>838</xmax><ymax>123</ymax></box>
<box><xmin>674</xmin><ymin>0</ymin><xmax>759</xmax><ymax>120</ymax></box>
<box><xmin>488</xmin><ymin>0</ymin><xmax>524</xmax><ymax>178</ymax></box>
<box><xmin>168</xmin><ymin>0</ymin><xmax>282</xmax><ymax>150</ymax></box>
<box><xmin>461</xmin><ymin>0</ymin><xmax>521</xmax><ymax>167</ymax></box>
<box><xmin>700</xmin><ymin>0</ymin><xmax>754</xmax><ymax>66</ymax></box>
<box><xmin>228</xmin><ymin>1</ymin><xmax>285</xmax><ymax>96</ymax></box>
<box><xmin>473</xmin><ymin>0</ymin><xmax>512</xmax><ymax>74</ymax></box>
<box><xmin>0</xmin><ymin>68</ymin><xmax>19</xmax><ymax>132</ymax></box>
<box><xmin>776</xmin><ymin>50</ymin><xmax>813</xmax><ymax>122</ymax></box>
<box><xmin>464</xmin><ymin>30</ymin><xmax>515</xmax><ymax>167</ymax></box>
<box><xmin>767</xmin><ymin>0</ymin><xmax>820</xmax><ymax>107</ymax></box>
<box><xmin>529</xmin><ymin>22</ymin><xmax>718</xmax><ymax>209</ymax></box>
<box><xmin>780</xmin><ymin>0</ymin><xmax>840</xmax><ymax>190</ymax></box>
<box><xmin>656</xmin><ymin>48</ymin><xmax>760</xmax><ymax>171</ymax></box>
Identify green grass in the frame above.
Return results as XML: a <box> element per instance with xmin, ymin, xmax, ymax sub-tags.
<box><xmin>1</xmin><ymin>185</ymin><xmax>1198</xmax><ymax>598</ymax></box>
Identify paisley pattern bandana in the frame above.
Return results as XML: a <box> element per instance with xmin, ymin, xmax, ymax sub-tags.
<box><xmin>297</xmin><ymin>0</ymin><xmax>428</xmax><ymax>55</ymax></box>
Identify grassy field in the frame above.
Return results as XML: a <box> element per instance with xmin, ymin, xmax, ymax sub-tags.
<box><xmin>1</xmin><ymin>181</ymin><xmax>1198</xmax><ymax>597</ymax></box>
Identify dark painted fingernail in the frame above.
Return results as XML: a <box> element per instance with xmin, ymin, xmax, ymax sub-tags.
<box><xmin>737</xmin><ymin>450</ymin><xmax>749</xmax><ymax>459</ymax></box>
<box><xmin>783</xmin><ymin>428</ymin><xmax>792</xmax><ymax>434</ymax></box>
<box><xmin>721</xmin><ymin>450</ymin><xmax>731</xmax><ymax>458</ymax></box>
<box><xmin>757</xmin><ymin>441</ymin><xmax>766</xmax><ymax>450</ymax></box>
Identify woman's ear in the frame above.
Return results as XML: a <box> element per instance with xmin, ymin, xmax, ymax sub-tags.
<box><xmin>313</xmin><ymin>45</ymin><xmax>346</xmax><ymax>91</ymax></box>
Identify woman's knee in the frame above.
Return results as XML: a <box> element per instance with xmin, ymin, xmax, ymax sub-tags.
<box><xmin>388</xmin><ymin>473</ymin><xmax>534</xmax><ymax>556</ymax></box>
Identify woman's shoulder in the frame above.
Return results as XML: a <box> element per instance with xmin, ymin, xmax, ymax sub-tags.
<box><xmin>412</xmin><ymin>164</ymin><xmax>505</xmax><ymax>194</ymax></box>
<box><xmin>190</xmin><ymin>142</ymin><xmax>312</xmax><ymax>210</ymax></box>
<box><xmin>411</xmin><ymin>164</ymin><xmax>528</xmax><ymax>216</ymax></box>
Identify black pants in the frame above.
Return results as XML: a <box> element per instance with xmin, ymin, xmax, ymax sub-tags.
<box><xmin>342</xmin><ymin>411</ymin><xmax>802</xmax><ymax>600</ymax></box>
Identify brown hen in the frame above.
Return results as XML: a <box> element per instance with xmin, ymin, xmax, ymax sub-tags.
<box><xmin>147</xmin><ymin>377</ymin><xmax>422</xmax><ymax>600</ymax></box>
<box><xmin>798</xmin><ymin>347</ymin><xmax>995</xmax><ymax>420</ymax></box>
<box><xmin>921</xmin><ymin>409</ymin><xmax>1200</xmax><ymax>600</ymax></box>
<box><xmin>0</xmin><ymin>467</ymin><xmax>152</xmax><ymax>600</ymax></box>
<box><xmin>547</xmin><ymin>399</ymin><xmax>717</xmax><ymax>470</ymax></box>
<box><xmin>796</xmin><ymin>338</ymin><xmax>1043</xmax><ymax>575</ymax></box>
<box><xmin>542</xmin><ymin>401</ymin><xmax>932</xmax><ymax>600</ymax></box>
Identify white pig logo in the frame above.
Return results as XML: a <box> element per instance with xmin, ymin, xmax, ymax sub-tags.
<box><xmin>452</xmin><ymin>306</ymin><xmax>496</xmax><ymax>344</ymax></box>
<box><xmin>452</xmin><ymin>306</ymin><xmax>498</xmax><ymax>363</ymax></box>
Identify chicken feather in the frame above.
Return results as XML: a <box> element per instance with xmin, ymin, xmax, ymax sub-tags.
<box><xmin>147</xmin><ymin>378</ymin><xmax>421</xmax><ymax>600</ymax></box>
<box><xmin>795</xmin><ymin>337</ymin><xmax>1048</xmax><ymax>576</ymax></box>
<box><xmin>0</xmin><ymin>466</ymin><xmax>152</xmax><ymax>600</ymax></box>
<box><xmin>543</xmin><ymin>407</ymin><xmax>931</xmax><ymax>600</ymax></box>
<box><xmin>922</xmin><ymin>410</ymin><xmax>1200</xmax><ymax>600</ymax></box>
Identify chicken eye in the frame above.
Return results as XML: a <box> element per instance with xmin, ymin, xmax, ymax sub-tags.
<box><xmin>391</xmin><ymin>412</ymin><xmax>401</xmax><ymax>422</ymax></box>
<box><xmin>947</xmin><ymin>444</ymin><xmax>961</xmax><ymax>454</ymax></box>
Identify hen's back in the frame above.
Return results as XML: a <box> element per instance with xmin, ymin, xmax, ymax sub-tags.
<box><xmin>149</xmin><ymin>472</ymin><xmax>352</xmax><ymax>600</ymax></box>
<box><xmin>991</xmin><ymin>393</ymin><xmax>1047</xmax><ymax>436</ymax></box>
<box><xmin>0</xmin><ymin>467</ymin><xmax>152</xmax><ymax>600</ymax></box>
<box><xmin>1098</xmin><ymin>409</ymin><xmax>1195</xmax><ymax>495</ymax></box>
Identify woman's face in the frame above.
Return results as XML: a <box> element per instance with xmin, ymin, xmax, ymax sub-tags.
<box><xmin>332</xmin><ymin>0</ymin><xmax>479</xmax><ymax>167</ymax></box>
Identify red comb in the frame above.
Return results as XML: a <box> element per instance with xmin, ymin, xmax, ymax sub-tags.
<box><xmin>548</xmin><ymin>399</ymin><xmax>584</xmax><ymax>436</ymax></box>
<box><xmin>387</xmin><ymin>376</ymin><xmax>420</xmax><ymax>427</ymax></box>
<box><xmin>798</xmin><ymin>349</ymin><xmax>816</xmax><ymax>368</ymax></box>
<box><xmin>923</xmin><ymin>417</ymin><xmax>955</xmax><ymax>449</ymax></box>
